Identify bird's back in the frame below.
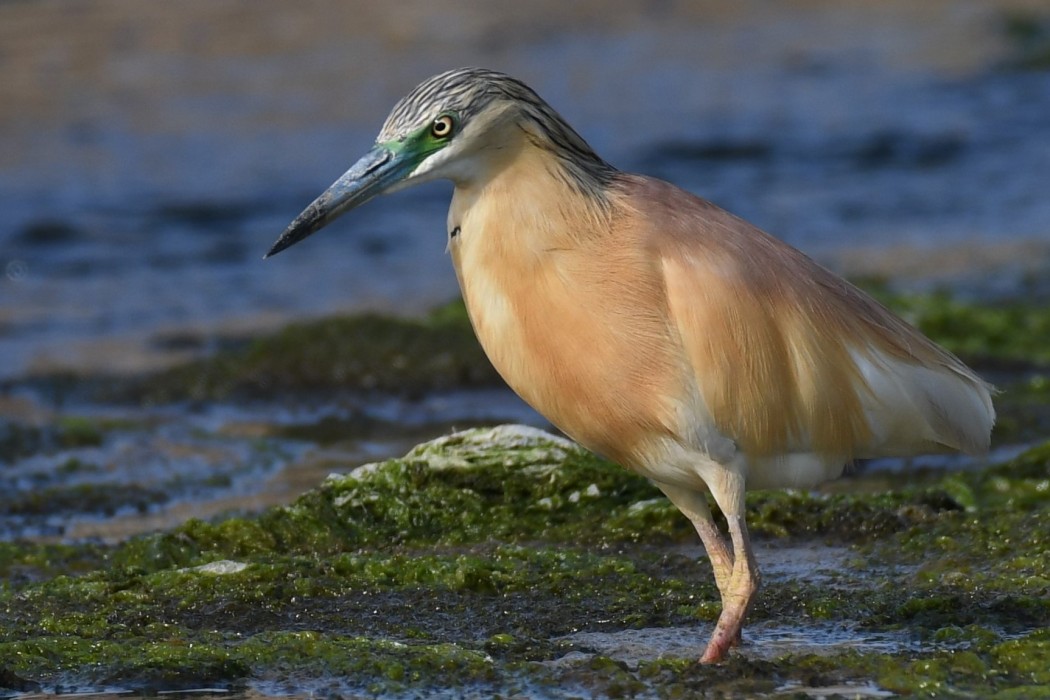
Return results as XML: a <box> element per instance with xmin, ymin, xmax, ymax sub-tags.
<box><xmin>614</xmin><ymin>174</ymin><xmax>995</xmax><ymax>464</ymax></box>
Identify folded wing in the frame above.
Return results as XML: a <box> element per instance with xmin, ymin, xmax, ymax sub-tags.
<box><xmin>621</xmin><ymin>175</ymin><xmax>995</xmax><ymax>462</ymax></box>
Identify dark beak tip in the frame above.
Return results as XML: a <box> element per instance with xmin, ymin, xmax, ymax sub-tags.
<box><xmin>264</xmin><ymin>222</ymin><xmax>312</xmax><ymax>259</ymax></box>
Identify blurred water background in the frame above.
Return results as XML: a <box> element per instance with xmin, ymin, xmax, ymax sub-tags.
<box><xmin>2</xmin><ymin>0</ymin><xmax>1049</xmax><ymax>381</ymax></box>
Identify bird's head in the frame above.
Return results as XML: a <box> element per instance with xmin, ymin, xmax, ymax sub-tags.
<box><xmin>265</xmin><ymin>67</ymin><xmax>612</xmax><ymax>257</ymax></box>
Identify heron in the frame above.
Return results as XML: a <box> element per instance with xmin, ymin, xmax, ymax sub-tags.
<box><xmin>265</xmin><ymin>68</ymin><xmax>995</xmax><ymax>663</ymax></box>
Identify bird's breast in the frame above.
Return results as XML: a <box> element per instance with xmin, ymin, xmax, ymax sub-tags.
<box><xmin>447</xmin><ymin>194</ymin><xmax>689</xmax><ymax>467</ymax></box>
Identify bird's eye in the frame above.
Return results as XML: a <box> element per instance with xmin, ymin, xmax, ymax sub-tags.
<box><xmin>431</xmin><ymin>115</ymin><xmax>455</xmax><ymax>139</ymax></box>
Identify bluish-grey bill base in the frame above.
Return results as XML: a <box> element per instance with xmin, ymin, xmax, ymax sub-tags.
<box><xmin>266</xmin><ymin>67</ymin><xmax>995</xmax><ymax>663</ymax></box>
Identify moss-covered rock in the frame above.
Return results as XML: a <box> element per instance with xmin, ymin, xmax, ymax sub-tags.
<box><xmin>132</xmin><ymin>300</ymin><xmax>499</xmax><ymax>402</ymax></box>
<box><xmin>2</xmin><ymin>427</ymin><xmax>1049</xmax><ymax>697</ymax></box>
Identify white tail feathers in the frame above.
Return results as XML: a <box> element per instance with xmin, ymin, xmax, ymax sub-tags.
<box><xmin>853</xmin><ymin>348</ymin><xmax>995</xmax><ymax>458</ymax></box>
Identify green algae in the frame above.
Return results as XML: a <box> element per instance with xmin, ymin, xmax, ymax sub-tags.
<box><xmin>1002</xmin><ymin>10</ymin><xmax>1050</xmax><ymax>71</ymax></box>
<box><xmin>2</xmin><ymin>426</ymin><xmax>1049</xmax><ymax>697</ymax></box>
<box><xmin>0</xmin><ymin>416</ymin><xmax>107</xmax><ymax>464</ymax></box>
<box><xmin>2</xmin><ymin>635</ymin><xmax>249</xmax><ymax>691</ymax></box>
<box><xmin>863</xmin><ymin>285</ymin><xmax>1050</xmax><ymax>368</ymax></box>
<box><xmin>52</xmin><ymin>417</ymin><xmax>105</xmax><ymax>449</ymax></box>
<box><xmin>134</xmin><ymin>300</ymin><xmax>498</xmax><ymax>402</ymax></box>
<box><xmin>0</xmin><ymin>541</ymin><xmax>110</xmax><ymax>584</ymax></box>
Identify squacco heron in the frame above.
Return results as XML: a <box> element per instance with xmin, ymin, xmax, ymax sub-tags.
<box><xmin>266</xmin><ymin>68</ymin><xmax>995</xmax><ymax>663</ymax></box>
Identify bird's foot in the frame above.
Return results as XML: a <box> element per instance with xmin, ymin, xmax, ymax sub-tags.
<box><xmin>700</xmin><ymin>638</ymin><xmax>731</xmax><ymax>664</ymax></box>
<box><xmin>698</xmin><ymin>591</ymin><xmax>752</xmax><ymax>663</ymax></box>
<box><xmin>699</xmin><ymin>516</ymin><xmax>759</xmax><ymax>664</ymax></box>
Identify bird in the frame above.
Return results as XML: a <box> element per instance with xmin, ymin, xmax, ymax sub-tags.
<box><xmin>265</xmin><ymin>67</ymin><xmax>995</xmax><ymax>663</ymax></box>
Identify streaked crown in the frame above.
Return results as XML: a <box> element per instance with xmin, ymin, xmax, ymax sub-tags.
<box><xmin>378</xmin><ymin>68</ymin><xmax>616</xmax><ymax>190</ymax></box>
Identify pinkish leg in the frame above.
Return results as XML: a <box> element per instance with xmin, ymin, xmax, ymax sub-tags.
<box><xmin>656</xmin><ymin>482</ymin><xmax>743</xmax><ymax>649</ymax></box>
<box><xmin>699</xmin><ymin>476</ymin><xmax>760</xmax><ymax>664</ymax></box>
<box><xmin>692</xmin><ymin>516</ymin><xmax>734</xmax><ymax>597</ymax></box>
<box><xmin>656</xmin><ymin>483</ymin><xmax>733</xmax><ymax>591</ymax></box>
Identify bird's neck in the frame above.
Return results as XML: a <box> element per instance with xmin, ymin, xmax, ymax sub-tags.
<box><xmin>450</xmin><ymin>139</ymin><xmax>615</xmax><ymax>253</ymax></box>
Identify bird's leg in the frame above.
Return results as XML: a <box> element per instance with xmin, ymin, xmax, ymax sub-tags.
<box><xmin>655</xmin><ymin>482</ymin><xmax>734</xmax><ymax>596</ymax></box>
<box><xmin>656</xmin><ymin>482</ymin><xmax>743</xmax><ymax>650</ymax></box>
<box><xmin>700</xmin><ymin>473</ymin><xmax>760</xmax><ymax>664</ymax></box>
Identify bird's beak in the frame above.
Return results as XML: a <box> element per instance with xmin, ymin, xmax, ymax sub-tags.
<box><xmin>265</xmin><ymin>144</ymin><xmax>410</xmax><ymax>258</ymax></box>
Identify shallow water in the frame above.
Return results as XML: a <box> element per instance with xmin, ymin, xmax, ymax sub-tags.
<box><xmin>0</xmin><ymin>388</ymin><xmax>542</xmax><ymax>541</ymax></box>
<box><xmin>1</xmin><ymin>0</ymin><xmax>1049</xmax><ymax>379</ymax></box>
<box><xmin>561</xmin><ymin>620</ymin><xmax>914</xmax><ymax>664</ymax></box>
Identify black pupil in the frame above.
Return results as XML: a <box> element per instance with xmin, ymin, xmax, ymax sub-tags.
<box><xmin>435</xmin><ymin>119</ymin><xmax>449</xmax><ymax>135</ymax></box>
